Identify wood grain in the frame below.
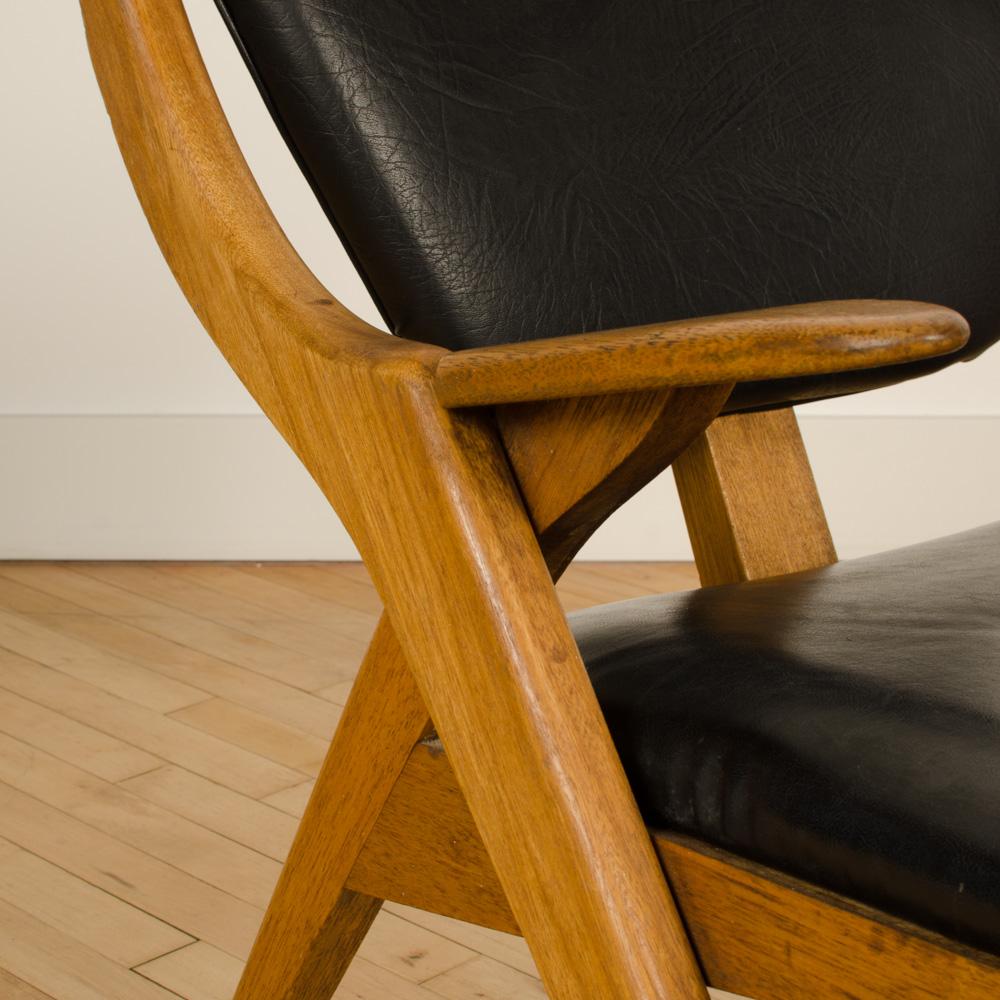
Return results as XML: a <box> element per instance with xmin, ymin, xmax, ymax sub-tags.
<box><xmin>0</xmin><ymin>842</ymin><xmax>193</xmax><ymax>968</ymax></box>
<box><xmin>348</xmin><ymin>739</ymin><xmax>518</xmax><ymax>936</ymax></box>
<box><xmin>434</xmin><ymin>299</ymin><xmax>969</xmax><ymax>407</ymax></box>
<box><xmin>674</xmin><ymin>407</ymin><xmax>837</xmax><ymax>585</ymax></box>
<box><xmin>0</xmin><ymin>647</ymin><xmax>302</xmax><ymax>798</ymax></box>
<box><xmin>121</xmin><ymin>765</ymin><xmax>299</xmax><ymax>863</ymax></box>
<box><xmin>0</xmin><ymin>782</ymin><xmax>262</xmax><ymax>958</ymax></box>
<box><xmin>499</xmin><ymin>385</ymin><xmax>732</xmax><ymax>575</ymax></box>
<box><xmin>0</xmin><ymin>684</ymin><xmax>159</xmax><ymax>782</ymax></box>
<box><xmin>658</xmin><ymin>835</ymin><xmax>1000</xmax><ymax>1000</ymax></box>
<box><xmin>0</xmin><ymin>737</ymin><xmax>283</xmax><ymax>912</ymax></box>
<box><xmin>324</xmin><ymin>372</ymin><xmax>706</xmax><ymax>1000</ymax></box>
<box><xmin>0</xmin><ymin>898</ymin><xmax>179</xmax><ymax>1000</ymax></box>
<box><xmin>20</xmin><ymin>604</ymin><xmax>344</xmax><ymax>739</ymax></box>
<box><xmin>0</xmin><ymin>968</ymin><xmax>54</xmax><ymax>1000</ymax></box>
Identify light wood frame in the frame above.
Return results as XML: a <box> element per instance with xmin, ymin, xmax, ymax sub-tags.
<box><xmin>78</xmin><ymin>2</ymin><xmax>996</xmax><ymax>998</ymax></box>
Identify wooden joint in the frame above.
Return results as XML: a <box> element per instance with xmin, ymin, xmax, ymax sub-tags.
<box><xmin>498</xmin><ymin>384</ymin><xmax>732</xmax><ymax>577</ymax></box>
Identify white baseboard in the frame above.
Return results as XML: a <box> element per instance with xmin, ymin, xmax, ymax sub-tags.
<box><xmin>1</xmin><ymin>414</ymin><xmax>996</xmax><ymax>561</ymax></box>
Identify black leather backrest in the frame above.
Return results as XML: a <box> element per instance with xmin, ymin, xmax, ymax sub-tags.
<box><xmin>216</xmin><ymin>0</ymin><xmax>1000</xmax><ymax>393</ymax></box>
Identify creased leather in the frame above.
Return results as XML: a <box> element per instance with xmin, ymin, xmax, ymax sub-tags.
<box><xmin>215</xmin><ymin>0</ymin><xmax>1000</xmax><ymax>409</ymax></box>
<box><xmin>572</xmin><ymin>523</ymin><xmax>1000</xmax><ymax>953</ymax></box>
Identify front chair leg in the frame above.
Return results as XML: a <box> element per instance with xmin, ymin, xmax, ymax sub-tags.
<box><xmin>338</xmin><ymin>385</ymin><xmax>708</xmax><ymax>1000</ymax></box>
<box><xmin>234</xmin><ymin>615</ymin><xmax>430</xmax><ymax>1000</ymax></box>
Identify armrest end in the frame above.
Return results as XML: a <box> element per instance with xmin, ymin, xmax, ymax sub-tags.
<box><xmin>434</xmin><ymin>300</ymin><xmax>969</xmax><ymax>407</ymax></box>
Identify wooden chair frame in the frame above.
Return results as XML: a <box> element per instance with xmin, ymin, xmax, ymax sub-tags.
<box><xmin>79</xmin><ymin>1</ymin><xmax>997</xmax><ymax>997</ymax></box>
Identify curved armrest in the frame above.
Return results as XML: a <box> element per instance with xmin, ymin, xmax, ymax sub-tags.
<box><xmin>433</xmin><ymin>300</ymin><xmax>968</xmax><ymax>407</ymax></box>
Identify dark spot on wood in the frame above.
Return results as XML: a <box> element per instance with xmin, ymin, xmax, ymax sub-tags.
<box><xmin>420</xmin><ymin>736</ymin><xmax>445</xmax><ymax>757</ymax></box>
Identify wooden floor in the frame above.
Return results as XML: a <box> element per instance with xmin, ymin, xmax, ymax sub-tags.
<box><xmin>0</xmin><ymin>559</ymin><xmax>746</xmax><ymax>1000</ymax></box>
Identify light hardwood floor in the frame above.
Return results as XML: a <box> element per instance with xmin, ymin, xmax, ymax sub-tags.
<box><xmin>0</xmin><ymin>559</ymin><xmax>745</xmax><ymax>1000</ymax></box>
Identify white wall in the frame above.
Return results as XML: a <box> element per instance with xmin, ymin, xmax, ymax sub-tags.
<box><xmin>2</xmin><ymin>2</ymin><xmax>998</xmax><ymax>560</ymax></box>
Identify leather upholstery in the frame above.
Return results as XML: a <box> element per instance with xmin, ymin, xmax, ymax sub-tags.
<box><xmin>572</xmin><ymin>523</ymin><xmax>1000</xmax><ymax>953</ymax></box>
<box><xmin>215</xmin><ymin>0</ymin><xmax>1000</xmax><ymax>409</ymax></box>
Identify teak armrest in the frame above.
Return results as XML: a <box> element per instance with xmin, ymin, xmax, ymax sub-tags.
<box><xmin>433</xmin><ymin>299</ymin><xmax>969</xmax><ymax>407</ymax></box>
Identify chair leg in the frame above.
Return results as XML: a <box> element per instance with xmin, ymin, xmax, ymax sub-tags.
<box><xmin>673</xmin><ymin>407</ymin><xmax>837</xmax><ymax>585</ymax></box>
<box><xmin>339</xmin><ymin>392</ymin><xmax>708</xmax><ymax>1000</ymax></box>
<box><xmin>233</xmin><ymin>615</ymin><xmax>430</xmax><ymax>1000</ymax></box>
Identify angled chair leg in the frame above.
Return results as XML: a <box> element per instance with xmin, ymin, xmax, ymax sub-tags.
<box><xmin>333</xmin><ymin>382</ymin><xmax>708</xmax><ymax>1000</ymax></box>
<box><xmin>233</xmin><ymin>616</ymin><xmax>431</xmax><ymax>1000</ymax></box>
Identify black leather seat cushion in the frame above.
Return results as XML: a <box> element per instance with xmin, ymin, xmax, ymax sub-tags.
<box><xmin>572</xmin><ymin>524</ymin><xmax>1000</xmax><ymax>953</ymax></box>
<box><xmin>215</xmin><ymin>1</ymin><xmax>1000</xmax><ymax>410</ymax></box>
